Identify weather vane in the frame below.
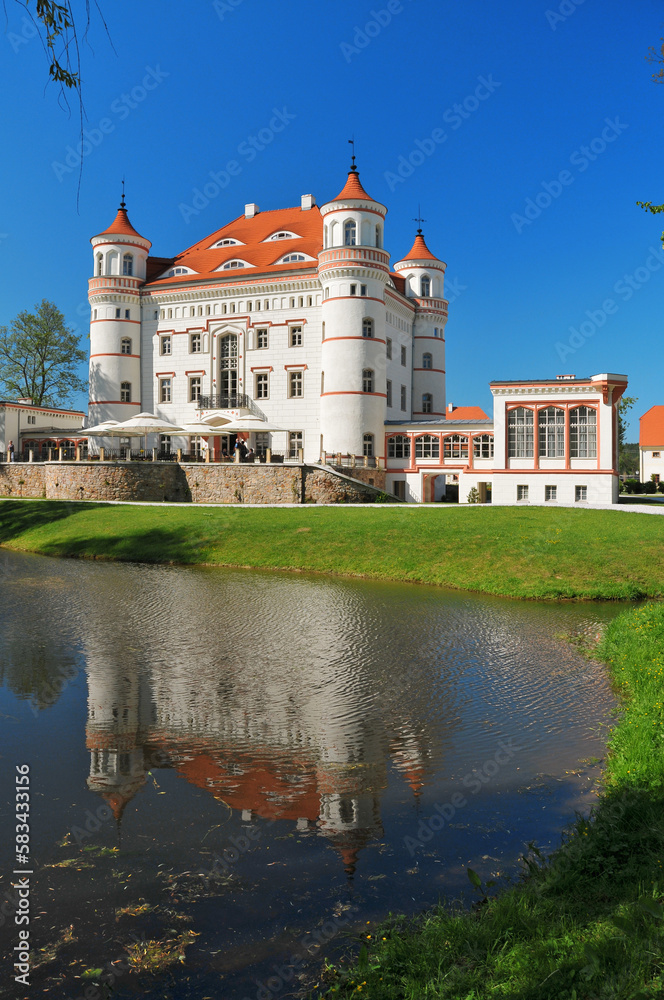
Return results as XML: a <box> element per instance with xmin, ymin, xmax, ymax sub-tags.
<box><xmin>120</xmin><ymin>176</ymin><xmax>126</xmax><ymax>209</ymax></box>
<box><xmin>348</xmin><ymin>136</ymin><xmax>356</xmax><ymax>170</ymax></box>
<box><xmin>413</xmin><ymin>205</ymin><xmax>426</xmax><ymax>233</ymax></box>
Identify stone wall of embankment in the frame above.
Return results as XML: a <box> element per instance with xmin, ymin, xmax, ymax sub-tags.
<box><xmin>0</xmin><ymin>462</ymin><xmax>390</xmax><ymax>504</ymax></box>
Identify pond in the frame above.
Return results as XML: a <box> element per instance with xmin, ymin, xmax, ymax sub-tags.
<box><xmin>0</xmin><ymin>550</ymin><xmax>625</xmax><ymax>999</ymax></box>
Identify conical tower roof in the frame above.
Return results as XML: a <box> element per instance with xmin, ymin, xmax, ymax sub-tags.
<box><xmin>332</xmin><ymin>165</ymin><xmax>374</xmax><ymax>203</ymax></box>
<box><xmin>92</xmin><ymin>193</ymin><xmax>151</xmax><ymax>246</ymax></box>
<box><xmin>399</xmin><ymin>231</ymin><xmax>440</xmax><ymax>263</ymax></box>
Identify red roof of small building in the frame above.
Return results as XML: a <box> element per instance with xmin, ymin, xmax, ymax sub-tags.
<box><xmin>145</xmin><ymin>204</ymin><xmax>323</xmax><ymax>286</ymax></box>
<box><xmin>400</xmin><ymin>232</ymin><xmax>441</xmax><ymax>262</ymax></box>
<box><xmin>93</xmin><ymin>205</ymin><xmax>149</xmax><ymax>244</ymax></box>
<box><xmin>446</xmin><ymin>406</ymin><xmax>490</xmax><ymax>420</ymax></box>
<box><xmin>639</xmin><ymin>405</ymin><xmax>664</xmax><ymax>446</ymax></box>
<box><xmin>332</xmin><ymin>168</ymin><xmax>374</xmax><ymax>202</ymax></box>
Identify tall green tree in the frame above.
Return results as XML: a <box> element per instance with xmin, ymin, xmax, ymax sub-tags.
<box><xmin>0</xmin><ymin>299</ymin><xmax>87</xmax><ymax>407</ymax></box>
<box><xmin>618</xmin><ymin>395</ymin><xmax>638</xmax><ymax>476</ymax></box>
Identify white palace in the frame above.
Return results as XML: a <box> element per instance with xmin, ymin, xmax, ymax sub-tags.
<box><xmin>88</xmin><ymin>161</ymin><xmax>628</xmax><ymax>504</ymax></box>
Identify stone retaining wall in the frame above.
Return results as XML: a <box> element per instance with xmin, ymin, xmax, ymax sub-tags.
<box><xmin>0</xmin><ymin>462</ymin><xmax>392</xmax><ymax>505</ymax></box>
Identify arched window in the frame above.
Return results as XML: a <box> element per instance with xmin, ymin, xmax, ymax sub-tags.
<box><xmin>570</xmin><ymin>406</ymin><xmax>597</xmax><ymax>458</ymax></box>
<box><xmin>422</xmin><ymin>352</ymin><xmax>432</xmax><ymax>369</ymax></box>
<box><xmin>538</xmin><ymin>406</ymin><xmax>565</xmax><ymax>458</ymax></box>
<box><xmin>362</xmin><ymin>368</ymin><xmax>374</xmax><ymax>393</ymax></box>
<box><xmin>362</xmin><ymin>318</ymin><xmax>374</xmax><ymax>339</ymax></box>
<box><xmin>96</xmin><ymin>253</ymin><xmax>103</xmax><ymax>276</ymax></box>
<box><xmin>387</xmin><ymin>435</ymin><xmax>410</xmax><ymax>458</ymax></box>
<box><xmin>219</xmin><ymin>333</ymin><xmax>238</xmax><ymax>400</ymax></box>
<box><xmin>120</xmin><ymin>337</ymin><xmax>132</xmax><ymax>355</ymax></box>
<box><xmin>222</xmin><ymin>260</ymin><xmax>246</xmax><ymax>269</ymax></box>
<box><xmin>422</xmin><ymin>393</ymin><xmax>433</xmax><ymax>413</ymax></box>
<box><xmin>473</xmin><ymin>434</ymin><xmax>494</xmax><ymax>459</ymax></box>
<box><xmin>122</xmin><ymin>253</ymin><xmax>134</xmax><ymax>276</ymax></box>
<box><xmin>120</xmin><ymin>381</ymin><xmax>131</xmax><ymax>403</ymax></box>
<box><xmin>415</xmin><ymin>435</ymin><xmax>439</xmax><ymax>459</ymax></box>
<box><xmin>344</xmin><ymin>220</ymin><xmax>356</xmax><ymax>246</ymax></box>
<box><xmin>443</xmin><ymin>434</ymin><xmax>469</xmax><ymax>459</ymax></box>
<box><xmin>420</xmin><ymin>275</ymin><xmax>431</xmax><ymax>297</ymax></box>
<box><xmin>363</xmin><ymin>433</ymin><xmax>374</xmax><ymax>457</ymax></box>
<box><xmin>281</xmin><ymin>253</ymin><xmax>306</xmax><ymax>262</ymax></box>
<box><xmin>375</xmin><ymin>224</ymin><xmax>382</xmax><ymax>248</ymax></box>
<box><xmin>508</xmin><ymin>407</ymin><xmax>534</xmax><ymax>458</ymax></box>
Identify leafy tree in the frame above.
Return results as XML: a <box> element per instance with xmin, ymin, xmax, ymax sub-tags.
<box><xmin>0</xmin><ymin>299</ymin><xmax>87</xmax><ymax>406</ymax></box>
<box><xmin>617</xmin><ymin>395</ymin><xmax>638</xmax><ymax>476</ymax></box>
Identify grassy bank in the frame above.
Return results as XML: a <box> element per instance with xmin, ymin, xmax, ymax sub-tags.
<box><xmin>309</xmin><ymin>603</ymin><xmax>664</xmax><ymax>999</ymax></box>
<box><xmin>1</xmin><ymin>499</ymin><xmax>664</xmax><ymax>599</ymax></box>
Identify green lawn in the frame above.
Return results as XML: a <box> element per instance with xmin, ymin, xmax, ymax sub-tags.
<box><xmin>307</xmin><ymin>603</ymin><xmax>664</xmax><ymax>999</ymax></box>
<box><xmin>1</xmin><ymin>499</ymin><xmax>664</xmax><ymax>599</ymax></box>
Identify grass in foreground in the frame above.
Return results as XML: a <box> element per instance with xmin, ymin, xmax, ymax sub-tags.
<box><xmin>1</xmin><ymin>499</ymin><xmax>664</xmax><ymax>599</ymax></box>
<box><xmin>307</xmin><ymin>603</ymin><xmax>664</xmax><ymax>999</ymax></box>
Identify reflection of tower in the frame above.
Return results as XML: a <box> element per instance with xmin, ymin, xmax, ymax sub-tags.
<box><xmin>86</xmin><ymin>656</ymin><xmax>148</xmax><ymax>825</ymax></box>
<box><xmin>317</xmin><ymin>775</ymin><xmax>384</xmax><ymax>877</ymax></box>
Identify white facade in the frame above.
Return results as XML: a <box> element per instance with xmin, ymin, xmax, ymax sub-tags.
<box><xmin>88</xmin><ymin>167</ymin><xmax>626</xmax><ymax>504</ymax></box>
<box><xmin>0</xmin><ymin>400</ymin><xmax>86</xmax><ymax>460</ymax></box>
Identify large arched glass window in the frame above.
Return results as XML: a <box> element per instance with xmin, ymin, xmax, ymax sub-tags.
<box><xmin>415</xmin><ymin>435</ymin><xmax>439</xmax><ymax>459</ymax></box>
<box><xmin>422</xmin><ymin>393</ymin><xmax>433</xmax><ymax>413</ymax></box>
<box><xmin>362</xmin><ymin>368</ymin><xmax>374</xmax><ymax>393</ymax></box>
<box><xmin>120</xmin><ymin>381</ymin><xmax>131</xmax><ymax>403</ymax></box>
<box><xmin>538</xmin><ymin>406</ymin><xmax>565</xmax><ymax>458</ymax></box>
<box><xmin>508</xmin><ymin>407</ymin><xmax>534</xmax><ymax>458</ymax></box>
<box><xmin>344</xmin><ymin>220</ymin><xmax>356</xmax><ymax>246</ymax></box>
<box><xmin>570</xmin><ymin>406</ymin><xmax>597</xmax><ymax>458</ymax></box>
<box><xmin>219</xmin><ymin>333</ymin><xmax>238</xmax><ymax>400</ymax></box>
<box><xmin>443</xmin><ymin>434</ymin><xmax>469</xmax><ymax>459</ymax></box>
<box><xmin>388</xmin><ymin>435</ymin><xmax>410</xmax><ymax>458</ymax></box>
<box><xmin>362</xmin><ymin>318</ymin><xmax>374</xmax><ymax>339</ymax></box>
<box><xmin>363</xmin><ymin>433</ymin><xmax>374</xmax><ymax>457</ymax></box>
<box><xmin>422</xmin><ymin>353</ymin><xmax>432</xmax><ymax>369</ymax></box>
<box><xmin>122</xmin><ymin>253</ymin><xmax>134</xmax><ymax>276</ymax></box>
<box><xmin>420</xmin><ymin>275</ymin><xmax>431</xmax><ymax>297</ymax></box>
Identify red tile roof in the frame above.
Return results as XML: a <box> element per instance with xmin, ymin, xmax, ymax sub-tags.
<box><xmin>446</xmin><ymin>406</ymin><xmax>490</xmax><ymax>420</ymax></box>
<box><xmin>639</xmin><ymin>405</ymin><xmax>664</xmax><ymax>446</ymax></box>
<box><xmin>145</xmin><ymin>205</ymin><xmax>323</xmax><ymax>286</ymax></box>
<box><xmin>332</xmin><ymin>168</ymin><xmax>375</xmax><ymax>202</ymax></box>
<box><xmin>400</xmin><ymin>232</ymin><xmax>441</xmax><ymax>263</ymax></box>
<box><xmin>94</xmin><ymin>206</ymin><xmax>149</xmax><ymax>244</ymax></box>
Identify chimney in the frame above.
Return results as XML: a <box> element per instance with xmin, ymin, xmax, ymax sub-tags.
<box><xmin>301</xmin><ymin>194</ymin><xmax>315</xmax><ymax>210</ymax></box>
<box><xmin>244</xmin><ymin>203</ymin><xmax>259</xmax><ymax>218</ymax></box>
<box><xmin>556</xmin><ymin>374</ymin><xmax>575</xmax><ymax>380</ymax></box>
<box><xmin>447</xmin><ymin>403</ymin><xmax>454</xmax><ymax>413</ymax></box>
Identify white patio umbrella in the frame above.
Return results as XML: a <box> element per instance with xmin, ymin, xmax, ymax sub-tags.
<box><xmin>205</xmin><ymin>416</ymin><xmax>285</xmax><ymax>433</ymax></box>
<box><xmin>85</xmin><ymin>420</ymin><xmax>121</xmax><ymax>435</ymax></box>
<box><xmin>92</xmin><ymin>412</ymin><xmax>187</xmax><ymax>454</ymax></box>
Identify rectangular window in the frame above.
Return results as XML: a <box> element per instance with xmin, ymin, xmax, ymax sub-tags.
<box><xmin>361</xmin><ymin>284</ymin><xmax>367</xmax><ymax>296</ymax></box>
<box><xmin>189</xmin><ymin>377</ymin><xmax>201</xmax><ymax>402</ymax></box>
<box><xmin>401</xmin><ymin>345</ymin><xmax>407</xmax><ymax>366</ymax></box>
<box><xmin>160</xmin><ymin>378</ymin><xmax>172</xmax><ymax>403</ymax></box>
<box><xmin>255</xmin><ymin>432</ymin><xmax>268</xmax><ymax>458</ymax></box>
<box><xmin>443</xmin><ymin>435</ymin><xmax>468</xmax><ymax>459</ymax></box>
<box><xmin>255</xmin><ymin>372</ymin><xmax>269</xmax><ymax>399</ymax></box>
<box><xmin>386</xmin><ymin>337</ymin><xmax>392</xmax><ymax>360</ymax></box>
<box><xmin>388</xmin><ymin>436</ymin><xmax>410</xmax><ymax>459</ymax></box>
<box><xmin>350</xmin><ymin>283</ymin><xmax>357</xmax><ymax>296</ymax></box>
<box><xmin>570</xmin><ymin>407</ymin><xmax>597</xmax><ymax>458</ymax></box>
<box><xmin>538</xmin><ymin>407</ymin><xmax>565</xmax><ymax>458</ymax></box>
<box><xmin>288</xmin><ymin>431</ymin><xmax>303</xmax><ymax>458</ymax></box>
<box><xmin>473</xmin><ymin>435</ymin><xmax>494</xmax><ymax>459</ymax></box>
<box><xmin>124</xmin><ymin>309</ymin><xmax>130</xmax><ymax>320</ymax></box>
<box><xmin>545</xmin><ymin>485</ymin><xmax>557</xmax><ymax>502</ymax></box>
<box><xmin>653</xmin><ymin>452</ymin><xmax>661</xmax><ymax>458</ymax></box>
<box><xmin>386</xmin><ymin>379</ymin><xmax>392</xmax><ymax>408</ymax></box>
<box><xmin>289</xmin><ymin>371</ymin><xmax>303</xmax><ymax>397</ymax></box>
<box><xmin>415</xmin><ymin>436</ymin><xmax>439</xmax><ymax>459</ymax></box>
<box><xmin>160</xmin><ymin>336</ymin><xmax>171</xmax><ymax>356</ymax></box>
<box><xmin>575</xmin><ymin>485</ymin><xmax>588</xmax><ymax>502</ymax></box>
<box><xmin>517</xmin><ymin>485</ymin><xmax>529</xmax><ymax>502</ymax></box>
<box><xmin>400</xmin><ymin>385</ymin><xmax>407</xmax><ymax>411</ymax></box>
<box><xmin>290</xmin><ymin>326</ymin><xmax>303</xmax><ymax>347</ymax></box>
<box><xmin>190</xmin><ymin>333</ymin><xmax>201</xmax><ymax>353</ymax></box>
<box><xmin>508</xmin><ymin>407</ymin><xmax>534</xmax><ymax>458</ymax></box>
<box><xmin>256</xmin><ymin>328</ymin><xmax>268</xmax><ymax>349</ymax></box>
<box><xmin>160</xmin><ymin>434</ymin><xmax>171</xmax><ymax>455</ymax></box>
<box><xmin>115</xmin><ymin>308</ymin><xmax>121</xmax><ymax>318</ymax></box>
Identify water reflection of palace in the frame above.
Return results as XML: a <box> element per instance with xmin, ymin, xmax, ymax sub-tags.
<box><xmin>82</xmin><ymin>571</ymin><xmax>456</xmax><ymax>872</ymax></box>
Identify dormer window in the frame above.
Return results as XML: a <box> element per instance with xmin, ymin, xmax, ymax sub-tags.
<box><xmin>211</xmin><ymin>237</ymin><xmax>242</xmax><ymax>248</ymax></box>
<box><xmin>279</xmin><ymin>253</ymin><xmax>307</xmax><ymax>263</ymax></box>
<box><xmin>163</xmin><ymin>266</ymin><xmax>195</xmax><ymax>278</ymax></box>
<box><xmin>265</xmin><ymin>230</ymin><xmax>299</xmax><ymax>241</ymax></box>
<box><xmin>223</xmin><ymin>260</ymin><xmax>245</xmax><ymax>269</ymax></box>
<box><xmin>122</xmin><ymin>253</ymin><xmax>133</xmax><ymax>276</ymax></box>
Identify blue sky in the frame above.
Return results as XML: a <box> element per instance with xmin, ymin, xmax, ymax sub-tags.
<box><xmin>1</xmin><ymin>0</ymin><xmax>662</xmax><ymax>437</ymax></box>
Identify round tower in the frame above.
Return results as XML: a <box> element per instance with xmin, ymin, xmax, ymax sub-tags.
<box><xmin>318</xmin><ymin>162</ymin><xmax>390</xmax><ymax>461</ymax></box>
<box><xmin>393</xmin><ymin>230</ymin><xmax>448</xmax><ymax>418</ymax></box>
<box><xmin>88</xmin><ymin>194</ymin><xmax>151</xmax><ymax>430</ymax></box>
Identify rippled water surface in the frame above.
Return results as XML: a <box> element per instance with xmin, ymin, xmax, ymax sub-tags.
<box><xmin>0</xmin><ymin>550</ymin><xmax>625</xmax><ymax>999</ymax></box>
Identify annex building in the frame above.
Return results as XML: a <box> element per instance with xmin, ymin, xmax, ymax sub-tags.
<box><xmin>88</xmin><ymin>161</ymin><xmax>627</xmax><ymax>504</ymax></box>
